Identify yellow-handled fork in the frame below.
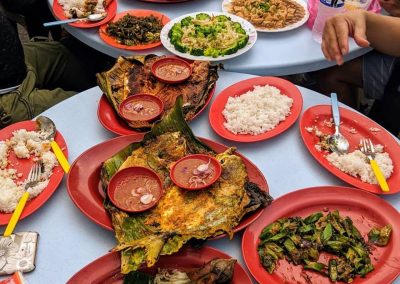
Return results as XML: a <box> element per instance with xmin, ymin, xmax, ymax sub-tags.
<box><xmin>360</xmin><ymin>138</ymin><xmax>390</xmax><ymax>192</ymax></box>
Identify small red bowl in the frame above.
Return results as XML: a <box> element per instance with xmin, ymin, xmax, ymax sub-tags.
<box><xmin>118</xmin><ymin>94</ymin><xmax>164</xmax><ymax>123</ymax></box>
<box><xmin>170</xmin><ymin>154</ymin><xmax>222</xmax><ymax>190</ymax></box>
<box><xmin>151</xmin><ymin>56</ymin><xmax>192</xmax><ymax>84</ymax></box>
<box><xmin>107</xmin><ymin>166</ymin><xmax>163</xmax><ymax>213</ymax></box>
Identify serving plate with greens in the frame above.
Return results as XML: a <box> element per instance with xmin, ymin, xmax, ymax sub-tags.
<box><xmin>160</xmin><ymin>12</ymin><xmax>257</xmax><ymax>61</ymax></box>
<box><xmin>242</xmin><ymin>186</ymin><xmax>400</xmax><ymax>284</ymax></box>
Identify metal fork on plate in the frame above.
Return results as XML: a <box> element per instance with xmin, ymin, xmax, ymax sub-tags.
<box><xmin>360</xmin><ymin>139</ymin><xmax>390</xmax><ymax>192</ymax></box>
<box><xmin>3</xmin><ymin>161</ymin><xmax>43</xmax><ymax>237</ymax></box>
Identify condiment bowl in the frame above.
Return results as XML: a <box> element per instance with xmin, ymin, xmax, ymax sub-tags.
<box><xmin>151</xmin><ymin>56</ymin><xmax>192</xmax><ymax>84</ymax></box>
<box><xmin>107</xmin><ymin>166</ymin><xmax>163</xmax><ymax>213</ymax></box>
<box><xmin>118</xmin><ymin>94</ymin><xmax>164</xmax><ymax>123</ymax></box>
<box><xmin>170</xmin><ymin>154</ymin><xmax>222</xmax><ymax>190</ymax></box>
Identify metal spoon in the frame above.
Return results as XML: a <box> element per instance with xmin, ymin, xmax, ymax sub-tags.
<box><xmin>36</xmin><ymin>116</ymin><xmax>70</xmax><ymax>173</ymax></box>
<box><xmin>43</xmin><ymin>13</ymin><xmax>107</xmax><ymax>27</ymax></box>
<box><xmin>328</xmin><ymin>93</ymin><xmax>349</xmax><ymax>155</ymax></box>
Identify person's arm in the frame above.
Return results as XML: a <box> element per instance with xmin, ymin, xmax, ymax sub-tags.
<box><xmin>321</xmin><ymin>10</ymin><xmax>400</xmax><ymax>65</ymax></box>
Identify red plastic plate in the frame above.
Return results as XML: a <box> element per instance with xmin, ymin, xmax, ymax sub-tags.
<box><xmin>242</xmin><ymin>186</ymin><xmax>400</xmax><ymax>284</ymax></box>
<box><xmin>67</xmin><ymin>135</ymin><xmax>269</xmax><ymax>234</ymax></box>
<box><xmin>136</xmin><ymin>0</ymin><xmax>193</xmax><ymax>3</ymax></box>
<box><xmin>300</xmin><ymin>105</ymin><xmax>400</xmax><ymax>194</ymax></box>
<box><xmin>99</xmin><ymin>10</ymin><xmax>170</xmax><ymax>50</ymax></box>
<box><xmin>67</xmin><ymin>246</ymin><xmax>253</xmax><ymax>283</ymax></box>
<box><xmin>209</xmin><ymin>77</ymin><xmax>303</xmax><ymax>142</ymax></box>
<box><xmin>0</xmin><ymin>121</ymin><xmax>68</xmax><ymax>225</ymax></box>
<box><xmin>98</xmin><ymin>85</ymin><xmax>216</xmax><ymax>136</ymax></box>
<box><xmin>52</xmin><ymin>0</ymin><xmax>117</xmax><ymax>28</ymax></box>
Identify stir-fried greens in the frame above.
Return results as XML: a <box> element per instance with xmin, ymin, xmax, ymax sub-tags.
<box><xmin>169</xmin><ymin>13</ymin><xmax>249</xmax><ymax>58</ymax></box>
<box><xmin>106</xmin><ymin>14</ymin><xmax>163</xmax><ymax>46</ymax></box>
<box><xmin>258</xmin><ymin>210</ymin><xmax>391</xmax><ymax>283</ymax></box>
<box><xmin>368</xmin><ymin>224</ymin><xmax>392</xmax><ymax>247</ymax></box>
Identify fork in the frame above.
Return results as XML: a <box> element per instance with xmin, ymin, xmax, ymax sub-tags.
<box><xmin>360</xmin><ymin>139</ymin><xmax>390</xmax><ymax>192</ymax></box>
<box><xmin>3</xmin><ymin>161</ymin><xmax>43</xmax><ymax>237</ymax></box>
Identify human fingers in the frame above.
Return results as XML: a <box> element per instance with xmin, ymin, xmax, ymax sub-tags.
<box><xmin>353</xmin><ymin>16</ymin><xmax>370</xmax><ymax>47</ymax></box>
<box><xmin>333</xmin><ymin>17</ymin><xmax>351</xmax><ymax>57</ymax></box>
<box><xmin>322</xmin><ymin>18</ymin><xmax>344</xmax><ymax>65</ymax></box>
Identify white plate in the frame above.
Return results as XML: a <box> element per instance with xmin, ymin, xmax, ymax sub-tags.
<box><xmin>221</xmin><ymin>0</ymin><xmax>310</xmax><ymax>33</ymax></box>
<box><xmin>160</xmin><ymin>11</ymin><xmax>257</xmax><ymax>61</ymax></box>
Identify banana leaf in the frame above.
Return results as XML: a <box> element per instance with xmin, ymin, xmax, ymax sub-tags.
<box><xmin>96</xmin><ymin>55</ymin><xmax>219</xmax><ymax>130</ymax></box>
<box><xmin>100</xmin><ymin>97</ymin><xmax>271</xmax><ymax>274</ymax></box>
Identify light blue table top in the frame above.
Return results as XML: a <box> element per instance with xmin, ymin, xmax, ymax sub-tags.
<box><xmin>1</xmin><ymin>71</ymin><xmax>398</xmax><ymax>283</ymax></box>
<box><xmin>47</xmin><ymin>0</ymin><xmax>369</xmax><ymax>75</ymax></box>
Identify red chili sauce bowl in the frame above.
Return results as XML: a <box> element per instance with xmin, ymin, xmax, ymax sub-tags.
<box><xmin>170</xmin><ymin>154</ymin><xmax>222</xmax><ymax>190</ymax></box>
<box><xmin>107</xmin><ymin>167</ymin><xmax>163</xmax><ymax>213</ymax></box>
<box><xmin>118</xmin><ymin>94</ymin><xmax>164</xmax><ymax>123</ymax></box>
<box><xmin>151</xmin><ymin>57</ymin><xmax>192</xmax><ymax>84</ymax></box>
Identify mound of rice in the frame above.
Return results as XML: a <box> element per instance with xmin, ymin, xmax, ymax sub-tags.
<box><xmin>0</xmin><ymin>141</ymin><xmax>8</xmax><ymax>169</ymax></box>
<box><xmin>222</xmin><ymin>85</ymin><xmax>293</xmax><ymax>135</ymax></box>
<box><xmin>0</xmin><ymin>129</ymin><xmax>57</xmax><ymax>213</ymax></box>
<box><xmin>58</xmin><ymin>0</ymin><xmax>106</xmax><ymax>18</ymax></box>
<box><xmin>327</xmin><ymin>145</ymin><xmax>393</xmax><ymax>184</ymax></box>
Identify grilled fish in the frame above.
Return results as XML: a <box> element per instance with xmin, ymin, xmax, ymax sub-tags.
<box><xmin>97</xmin><ymin>55</ymin><xmax>219</xmax><ymax>130</ymax></box>
<box><xmin>101</xmin><ymin>98</ymin><xmax>272</xmax><ymax>274</ymax></box>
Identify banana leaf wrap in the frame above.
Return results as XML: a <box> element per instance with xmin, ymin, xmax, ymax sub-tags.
<box><xmin>101</xmin><ymin>97</ymin><xmax>272</xmax><ymax>274</ymax></box>
<box><xmin>96</xmin><ymin>55</ymin><xmax>219</xmax><ymax>130</ymax></box>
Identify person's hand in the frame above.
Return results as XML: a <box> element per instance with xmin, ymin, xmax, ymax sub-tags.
<box><xmin>321</xmin><ymin>10</ymin><xmax>370</xmax><ymax>65</ymax></box>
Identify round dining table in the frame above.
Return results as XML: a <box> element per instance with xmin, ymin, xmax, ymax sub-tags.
<box><xmin>47</xmin><ymin>0</ymin><xmax>370</xmax><ymax>75</ymax></box>
<box><xmin>1</xmin><ymin>71</ymin><xmax>398</xmax><ymax>283</ymax></box>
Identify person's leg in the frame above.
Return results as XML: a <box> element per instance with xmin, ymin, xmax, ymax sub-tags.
<box><xmin>312</xmin><ymin>57</ymin><xmax>363</xmax><ymax>108</ymax></box>
<box><xmin>23</xmin><ymin>40</ymin><xmax>95</xmax><ymax>92</ymax></box>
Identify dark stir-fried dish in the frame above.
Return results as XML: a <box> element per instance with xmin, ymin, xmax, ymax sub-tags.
<box><xmin>124</xmin><ymin>258</ymin><xmax>236</xmax><ymax>284</ymax></box>
<box><xmin>258</xmin><ymin>210</ymin><xmax>392</xmax><ymax>283</ymax></box>
<box><xmin>101</xmin><ymin>99</ymin><xmax>272</xmax><ymax>274</ymax></box>
<box><xmin>97</xmin><ymin>55</ymin><xmax>219</xmax><ymax>130</ymax></box>
<box><xmin>105</xmin><ymin>14</ymin><xmax>163</xmax><ymax>46</ymax></box>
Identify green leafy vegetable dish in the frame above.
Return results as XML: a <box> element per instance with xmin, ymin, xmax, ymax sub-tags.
<box><xmin>106</xmin><ymin>14</ymin><xmax>163</xmax><ymax>46</ymax></box>
<box><xmin>257</xmin><ymin>210</ymin><xmax>392</xmax><ymax>283</ymax></box>
<box><xmin>168</xmin><ymin>13</ymin><xmax>249</xmax><ymax>58</ymax></box>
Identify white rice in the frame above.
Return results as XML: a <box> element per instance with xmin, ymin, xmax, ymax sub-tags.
<box><xmin>0</xmin><ymin>129</ymin><xmax>57</xmax><ymax>213</ymax></box>
<box><xmin>327</xmin><ymin>145</ymin><xmax>393</xmax><ymax>184</ymax></box>
<box><xmin>0</xmin><ymin>178</ymin><xmax>24</xmax><ymax>213</ymax></box>
<box><xmin>58</xmin><ymin>0</ymin><xmax>106</xmax><ymax>18</ymax></box>
<box><xmin>0</xmin><ymin>141</ymin><xmax>8</xmax><ymax>169</ymax></box>
<box><xmin>222</xmin><ymin>85</ymin><xmax>293</xmax><ymax>135</ymax></box>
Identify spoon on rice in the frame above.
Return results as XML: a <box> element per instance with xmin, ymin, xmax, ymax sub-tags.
<box><xmin>36</xmin><ymin>116</ymin><xmax>70</xmax><ymax>173</ymax></box>
<box><xmin>328</xmin><ymin>93</ymin><xmax>349</xmax><ymax>155</ymax></box>
<box><xmin>43</xmin><ymin>13</ymin><xmax>107</xmax><ymax>27</ymax></box>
